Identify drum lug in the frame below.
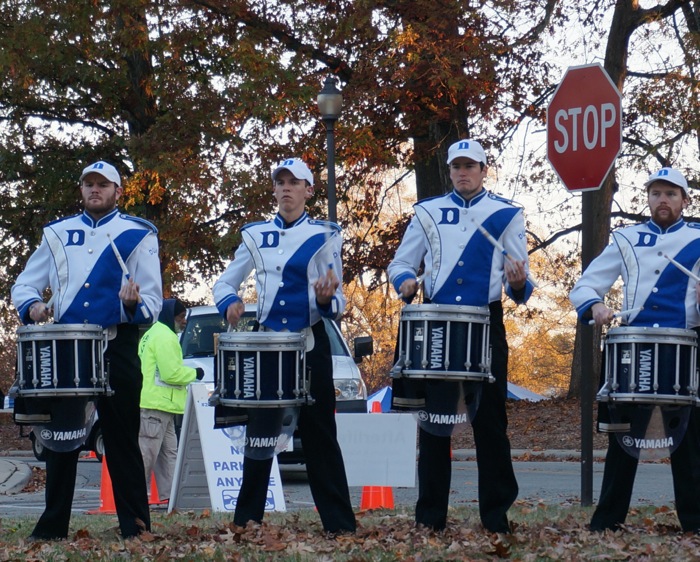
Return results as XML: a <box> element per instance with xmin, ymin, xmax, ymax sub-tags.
<box><xmin>597</xmin><ymin>382</ymin><xmax>611</xmax><ymax>402</ymax></box>
<box><xmin>208</xmin><ymin>389</ymin><xmax>221</xmax><ymax>407</ymax></box>
<box><xmin>390</xmin><ymin>357</ymin><xmax>405</xmax><ymax>379</ymax></box>
<box><xmin>103</xmin><ymin>361</ymin><xmax>114</xmax><ymax>397</ymax></box>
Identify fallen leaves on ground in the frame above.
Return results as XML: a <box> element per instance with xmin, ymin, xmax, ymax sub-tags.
<box><xmin>1</xmin><ymin>507</ymin><xmax>700</xmax><ymax>561</ymax></box>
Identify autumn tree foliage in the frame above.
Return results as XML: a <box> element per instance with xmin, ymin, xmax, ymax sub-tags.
<box><xmin>505</xmin><ymin>250</ymin><xmax>577</xmax><ymax>398</ymax></box>
<box><xmin>0</xmin><ymin>1</ymin><xmax>559</xmax><ymax>308</ymax></box>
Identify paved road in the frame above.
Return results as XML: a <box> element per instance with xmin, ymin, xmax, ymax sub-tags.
<box><xmin>0</xmin><ymin>455</ymin><xmax>678</xmax><ymax>518</ymax></box>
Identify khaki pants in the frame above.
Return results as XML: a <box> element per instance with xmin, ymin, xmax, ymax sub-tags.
<box><xmin>138</xmin><ymin>408</ymin><xmax>178</xmax><ymax>502</ymax></box>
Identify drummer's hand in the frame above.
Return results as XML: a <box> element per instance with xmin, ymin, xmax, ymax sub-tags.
<box><xmin>399</xmin><ymin>278</ymin><xmax>418</xmax><ymax>299</ymax></box>
<box><xmin>591</xmin><ymin>302</ymin><xmax>614</xmax><ymax>326</ymax></box>
<box><xmin>118</xmin><ymin>278</ymin><xmax>140</xmax><ymax>312</ymax></box>
<box><xmin>28</xmin><ymin>301</ymin><xmax>50</xmax><ymax>323</ymax></box>
<box><xmin>226</xmin><ymin>301</ymin><xmax>245</xmax><ymax>326</ymax></box>
<box><xmin>314</xmin><ymin>269</ymin><xmax>339</xmax><ymax>305</ymax></box>
<box><xmin>504</xmin><ymin>258</ymin><xmax>527</xmax><ymax>291</ymax></box>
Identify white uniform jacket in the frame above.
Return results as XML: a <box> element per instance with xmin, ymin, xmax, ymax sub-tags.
<box><xmin>388</xmin><ymin>189</ymin><xmax>534</xmax><ymax>306</ymax></box>
<box><xmin>213</xmin><ymin>212</ymin><xmax>345</xmax><ymax>331</ymax></box>
<box><xmin>570</xmin><ymin>218</ymin><xmax>700</xmax><ymax>329</ymax></box>
<box><xmin>12</xmin><ymin>208</ymin><xmax>162</xmax><ymax>327</ymax></box>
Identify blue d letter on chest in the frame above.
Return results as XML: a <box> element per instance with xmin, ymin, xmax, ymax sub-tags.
<box><xmin>66</xmin><ymin>230</ymin><xmax>85</xmax><ymax>246</ymax></box>
<box><xmin>260</xmin><ymin>231</ymin><xmax>280</xmax><ymax>248</ymax></box>
<box><xmin>439</xmin><ymin>208</ymin><xmax>460</xmax><ymax>225</ymax></box>
<box><xmin>635</xmin><ymin>232</ymin><xmax>657</xmax><ymax>247</ymax></box>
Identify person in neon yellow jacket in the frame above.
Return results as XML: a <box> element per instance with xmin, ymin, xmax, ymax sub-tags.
<box><xmin>138</xmin><ymin>298</ymin><xmax>203</xmax><ymax>503</ymax></box>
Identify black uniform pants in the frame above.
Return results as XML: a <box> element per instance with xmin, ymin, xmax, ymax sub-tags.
<box><xmin>31</xmin><ymin>324</ymin><xmax>150</xmax><ymax>540</ymax></box>
<box><xmin>591</xmin><ymin>407</ymin><xmax>700</xmax><ymax>532</ymax></box>
<box><xmin>415</xmin><ymin>301</ymin><xmax>518</xmax><ymax>532</ymax></box>
<box><xmin>233</xmin><ymin>321</ymin><xmax>356</xmax><ymax>533</ymax></box>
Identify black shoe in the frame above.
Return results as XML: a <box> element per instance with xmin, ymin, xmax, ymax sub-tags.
<box><xmin>27</xmin><ymin>534</ymin><xmax>66</xmax><ymax>542</ymax></box>
<box><xmin>416</xmin><ymin>522</ymin><xmax>445</xmax><ymax>532</ymax></box>
<box><xmin>588</xmin><ymin>523</ymin><xmax>619</xmax><ymax>532</ymax></box>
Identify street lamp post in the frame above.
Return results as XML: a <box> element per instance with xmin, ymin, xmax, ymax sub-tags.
<box><xmin>316</xmin><ymin>76</ymin><xmax>343</xmax><ymax>224</ymax></box>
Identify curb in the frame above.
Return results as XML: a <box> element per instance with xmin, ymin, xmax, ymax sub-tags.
<box><xmin>0</xmin><ymin>459</ymin><xmax>33</xmax><ymax>495</ymax></box>
<box><xmin>452</xmin><ymin>449</ymin><xmax>608</xmax><ymax>461</ymax></box>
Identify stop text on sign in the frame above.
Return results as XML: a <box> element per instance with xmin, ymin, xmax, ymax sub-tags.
<box><xmin>552</xmin><ymin>103</ymin><xmax>618</xmax><ymax>153</ymax></box>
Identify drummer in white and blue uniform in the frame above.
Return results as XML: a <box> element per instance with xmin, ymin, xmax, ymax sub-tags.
<box><xmin>212</xmin><ymin>157</ymin><xmax>356</xmax><ymax>534</ymax></box>
<box><xmin>11</xmin><ymin>161</ymin><xmax>162</xmax><ymax>540</ymax></box>
<box><xmin>388</xmin><ymin>139</ymin><xmax>534</xmax><ymax>533</ymax></box>
<box><xmin>570</xmin><ymin>167</ymin><xmax>700</xmax><ymax>533</ymax></box>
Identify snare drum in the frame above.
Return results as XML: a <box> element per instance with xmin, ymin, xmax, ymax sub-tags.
<box><xmin>215</xmin><ymin>331</ymin><xmax>308</xmax><ymax>408</ymax></box>
<box><xmin>396</xmin><ymin>304</ymin><xmax>492</xmax><ymax>381</ymax></box>
<box><xmin>16</xmin><ymin>324</ymin><xmax>108</xmax><ymax>397</ymax></box>
<box><xmin>598</xmin><ymin>326</ymin><xmax>699</xmax><ymax>406</ymax></box>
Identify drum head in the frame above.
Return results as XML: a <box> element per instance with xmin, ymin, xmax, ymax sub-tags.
<box><xmin>34</xmin><ymin>397</ymin><xmax>97</xmax><ymax>453</ymax></box>
<box><xmin>611</xmin><ymin>403</ymin><xmax>691</xmax><ymax>460</ymax></box>
<box><xmin>226</xmin><ymin>407</ymin><xmax>300</xmax><ymax>460</ymax></box>
<box><xmin>416</xmin><ymin>380</ymin><xmax>481</xmax><ymax>437</ymax></box>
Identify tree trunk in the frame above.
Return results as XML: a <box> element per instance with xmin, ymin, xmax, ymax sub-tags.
<box><xmin>413</xmin><ymin>128</ymin><xmax>459</xmax><ymax>201</ymax></box>
<box><xmin>412</xmin><ymin>108</ymin><xmax>472</xmax><ymax>200</ymax></box>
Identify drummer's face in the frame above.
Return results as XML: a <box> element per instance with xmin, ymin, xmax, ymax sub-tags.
<box><xmin>450</xmin><ymin>157</ymin><xmax>487</xmax><ymax>200</ymax></box>
<box><xmin>648</xmin><ymin>181</ymin><xmax>688</xmax><ymax>228</ymax></box>
<box><xmin>81</xmin><ymin>173</ymin><xmax>122</xmax><ymax>220</ymax></box>
<box><xmin>273</xmin><ymin>169</ymin><xmax>312</xmax><ymax>223</ymax></box>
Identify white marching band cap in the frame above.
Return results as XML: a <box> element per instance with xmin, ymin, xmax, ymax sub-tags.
<box><xmin>79</xmin><ymin>161</ymin><xmax>121</xmax><ymax>187</ymax></box>
<box><xmin>447</xmin><ymin>139</ymin><xmax>487</xmax><ymax>165</ymax></box>
<box><xmin>644</xmin><ymin>167</ymin><xmax>689</xmax><ymax>196</ymax></box>
<box><xmin>271</xmin><ymin>158</ymin><xmax>314</xmax><ymax>187</ymax></box>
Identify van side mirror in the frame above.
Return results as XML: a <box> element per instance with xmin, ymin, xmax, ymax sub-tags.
<box><xmin>353</xmin><ymin>336</ymin><xmax>373</xmax><ymax>363</ymax></box>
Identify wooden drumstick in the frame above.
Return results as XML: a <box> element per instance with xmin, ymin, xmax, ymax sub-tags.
<box><xmin>472</xmin><ymin>219</ymin><xmax>539</xmax><ymax>288</ymax></box>
<box><xmin>663</xmin><ymin>253</ymin><xmax>700</xmax><ymax>283</ymax></box>
<box><xmin>46</xmin><ymin>292</ymin><xmax>57</xmax><ymax>310</ymax></box>
<box><xmin>107</xmin><ymin>234</ymin><xmax>151</xmax><ymax>319</ymax></box>
<box><xmin>588</xmin><ymin>306</ymin><xmax>644</xmax><ymax>325</ymax></box>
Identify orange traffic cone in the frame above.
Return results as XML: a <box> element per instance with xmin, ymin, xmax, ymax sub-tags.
<box><xmin>148</xmin><ymin>474</ymin><xmax>168</xmax><ymax>506</ymax></box>
<box><xmin>360</xmin><ymin>486</ymin><xmax>395</xmax><ymax>510</ymax></box>
<box><xmin>88</xmin><ymin>455</ymin><xmax>116</xmax><ymax>514</ymax></box>
<box><xmin>359</xmin><ymin>400</ymin><xmax>394</xmax><ymax>510</ymax></box>
<box><xmin>148</xmin><ymin>474</ymin><xmax>159</xmax><ymax>504</ymax></box>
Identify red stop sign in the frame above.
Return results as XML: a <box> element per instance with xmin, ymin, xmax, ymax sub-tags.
<box><xmin>547</xmin><ymin>64</ymin><xmax>622</xmax><ymax>192</ymax></box>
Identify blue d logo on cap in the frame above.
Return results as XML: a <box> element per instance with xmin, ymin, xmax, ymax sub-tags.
<box><xmin>458</xmin><ymin>142</ymin><xmax>470</xmax><ymax>150</ymax></box>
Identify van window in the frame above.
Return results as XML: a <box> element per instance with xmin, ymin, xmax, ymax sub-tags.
<box><xmin>181</xmin><ymin>315</ymin><xmax>227</xmax><ymax>357</ymax></box>
<box><xmin>322</xmin><ymin>318</ymin><xmax>350</xmax><ymax>357</ymax></box>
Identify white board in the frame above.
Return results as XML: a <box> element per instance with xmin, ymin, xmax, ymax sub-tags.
<box><xmin>336</xmin><ymin>413</ymin><xmax>417</xmax><ymax>487</ymax></box>
<box><xmin>169</xmin><ymin>383</ymin><xmax>286</xmax><ymax>513</ymax></box>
